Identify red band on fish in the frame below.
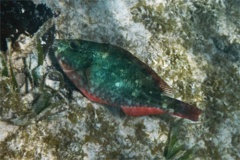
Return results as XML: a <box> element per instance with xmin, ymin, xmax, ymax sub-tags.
<box><xmin>121</xmin><ymin>106</ymin><xmax>165</xmax><ymax>117</ymax></box>
<box><xmin>81</xmin><ymin>89</ymin><xmax>108</xmax><ymax>104</ymax></box>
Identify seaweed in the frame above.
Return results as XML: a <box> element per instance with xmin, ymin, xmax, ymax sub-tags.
<box><xmin>164</xmin><ymin>120</ymin><xmax>195</xmax><ymax>160</ymax></box>
<box><xmin>36</xmin><ymin>39</ymin><xmax>44</xmax><ymax>66</ymax></box>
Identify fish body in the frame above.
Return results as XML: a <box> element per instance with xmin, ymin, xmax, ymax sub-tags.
<box><xmin>54</xmin><ymin>39</ymin><xmax>202</xmax><ymax>121</ymax></box>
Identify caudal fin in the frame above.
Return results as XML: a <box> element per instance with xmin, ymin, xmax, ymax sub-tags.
<box><xmin>168</xmin><ymin>98</ymin><xmax>202</xmax><ymax>121</ymax></box>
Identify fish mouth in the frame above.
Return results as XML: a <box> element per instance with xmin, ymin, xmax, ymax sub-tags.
<box><xmin>52</xmin><ymin>39</ymin><xmax>62</xmax><ymax>49</ymax></box>
<box><xmin>52</xmin><ymin>39</ymin><xmax>66</xmax><ymax>57</ymax></box>
<box><xmin>52</xmin><ymin>40</ymin><xmax>59</xmax><ymax>50</ymax></box>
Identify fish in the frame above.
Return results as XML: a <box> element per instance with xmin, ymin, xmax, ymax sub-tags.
<box><xmin>54</xmin><ymin>39</ymin><xmax>202</xmax><ymax>121</ymax></box>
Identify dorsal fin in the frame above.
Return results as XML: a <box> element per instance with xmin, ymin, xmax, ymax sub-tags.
<box><xmin>157</xmin><ymin>77</ymin><xmax>174</xmax><ymax>97</ymax></box>
<box><xmin>135</xmin><ymin>57</ymin><xmax>174</xmax><ymax>97</ymax></box>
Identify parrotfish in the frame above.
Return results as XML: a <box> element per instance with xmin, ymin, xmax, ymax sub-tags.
<box><xmin>54</xmin><ymin>39</ymin><xmax>202</xmax><ymax>121</ymax></box>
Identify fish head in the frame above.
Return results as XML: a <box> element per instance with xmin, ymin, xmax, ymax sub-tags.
<box><xmin>54</xmin><ymin>39</ymin><xmax>93</xmax><ymax>71</ymax></box>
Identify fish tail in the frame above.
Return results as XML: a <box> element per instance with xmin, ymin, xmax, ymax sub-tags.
<box><xmin>164</xmin><ymin>97</ymin><xmax>203</xmax><ymax>121</ymax></box>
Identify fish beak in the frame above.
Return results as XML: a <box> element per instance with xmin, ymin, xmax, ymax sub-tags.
<box><xmin>53</xmin><ymin>39</ymin><xmax>65</xmax><ymax>57</ymax></box>
<box><xmin>52</xmin><ymin>40</ymin><xmax>59</xmax><ymax>50</ymax></box>
<box><xmin>53</xmin><ymin>39</ymin><xmax>63</xmax><ymax>48</ymax></box>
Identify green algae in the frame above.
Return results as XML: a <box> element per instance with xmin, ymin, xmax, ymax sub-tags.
<box><xmin>0</xmin><ymin>78</ymin><xmax>27</xmax><ymax>119</ymax></box>
<box><xmin>131</xmin><ymin>1</ymin><xmax>177</xmax><ymax>34</ymax></box>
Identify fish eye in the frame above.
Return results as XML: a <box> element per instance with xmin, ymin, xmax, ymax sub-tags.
<box><xmin>69</xmin><ymin>41</ymin><xmax>78</xmax><ymax>50</ymax></box>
